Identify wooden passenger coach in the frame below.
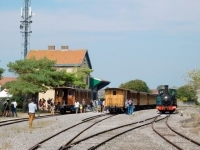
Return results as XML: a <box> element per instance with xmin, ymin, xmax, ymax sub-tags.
<box><xmin>105</xmin><ymin>88</ymin><xmax>125</xmax><ymax>110</ymax></box>
<box><xmin>105</xmin><ymin>88</ymin><xmax>157</xmax><ymax>113</ymax></box>
<box><xmin>54</xmin><ymin>87</ymin><xmax>91</xmax><ymax>114</ymax></box>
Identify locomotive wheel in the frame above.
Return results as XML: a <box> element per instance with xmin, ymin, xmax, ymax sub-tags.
<box><xmin>169</xmin><ymin>110</ymin><xmax>175</xmax><ymax>114</ymax></box>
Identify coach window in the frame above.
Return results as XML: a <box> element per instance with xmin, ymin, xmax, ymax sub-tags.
<box><xmin>69</xmin><ymin>90</ymin><xmax>72</xmax><ymax>95</ymax></box>
<box><xmin>113</xmin><ymin>91</ymin><xmax>116</xmax><ymax>95</ymax></box>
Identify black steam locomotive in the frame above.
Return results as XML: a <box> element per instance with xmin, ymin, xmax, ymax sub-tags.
<box><xmin>156</xmin><ymin>85</ymin><xmax>177</xmax><ymax>114</ymax></box>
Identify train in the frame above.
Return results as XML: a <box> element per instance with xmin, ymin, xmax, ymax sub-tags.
<box><xmin>55</xmin><ymin>85</ymin><xmax>177</xmax><ymax>114</ymax></box>
<box><xmin>104</xmin><ymin>88</ymin><xmax>157</xmax><ymax>113</ymax></box>
<box><xmin>54</xmin><ymin>87</ymin><xmax>91</xmax><ymax>114</ymax></box>
<box><xmin>156</xmin><ymin>85</ymin><xmax>177</xmax><ymax>114</ymax></box>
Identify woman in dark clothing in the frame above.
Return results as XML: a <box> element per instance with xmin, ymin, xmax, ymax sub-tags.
<box><xmin>3</xmin><ymin>100</ymin><xmax>10</xmax><ymax>117</ymax></box>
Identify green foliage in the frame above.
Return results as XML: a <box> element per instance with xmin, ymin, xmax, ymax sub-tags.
<box><xmin>73</xmin><ymin>67</ymin><xmax>93</xmax><ymax>88</ymax></box>
<box><xmin>4</xmin><ymin>57</ymin><xmax>75</xmax><ymax>95</ymax></box>
<box><xmin>177</xmin><ymin>85</ymin><xmax>197</xmax><ymax>102</ymax></box>
<box><xmin>0</xmin><ymin>68</ymin><xmax>5</xmax><ymax>80</ymax></box>
<box><xmin>157</xmin><ymin>85</ymin><xmax>164</xmax><ymax>90</ymax></box>
<box><xmin>119</xmin><ymin>79</ymin><xmax>150</xmax><ymax>92</ymax></box>
<box><xmin>186</xmin><ymin>68</ymin><xmax>200</xmax><ymax>90</ymax></box>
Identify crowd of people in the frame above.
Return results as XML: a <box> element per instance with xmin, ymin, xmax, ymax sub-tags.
<box><xmin>2</xmin><ymin>99</ymin><xmax>18</xmax><ymax>117</ymax></box>
<box><xmin>38</xmin><ymin>98</ymin><xmax>55</xmax><ymax>115</ymax></box>
<box><xmin>1</xmin><ymin>97</ymin><xmax>135</xmax><ymax>128</ymax></box>
<box><xmin>74</xmin><ymin>99</ymin><xmax>106</xmax><ymax>114</ymax></box>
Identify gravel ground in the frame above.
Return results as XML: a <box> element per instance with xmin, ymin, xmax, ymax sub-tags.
<box><xmin>0</xmin><ymin>106</ymin><xmax>199</xmax><ymax>150</ymax></box>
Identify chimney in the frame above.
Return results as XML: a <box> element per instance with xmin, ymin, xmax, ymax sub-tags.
<box><xmin>164</xmin><ymin>85</ymin><xmax>169</xmax><ymax>94</ymax></box>
<box><xmin>61</xmin><ymin>46</ymin><xmax>69</xmax><ymax>50</ymax></box>
<box><xmin>48</xmin><ymin>45</ymin><xmax>55</xmax><ymax>50</ymax></box>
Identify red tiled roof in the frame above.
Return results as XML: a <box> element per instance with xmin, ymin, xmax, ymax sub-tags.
<box><xmin>152</xmin><ymin>89</ymin><xmax>158</xmax><ymax>94</ymax></box>
<box><xmin>26</xmin><ymin>50</ymin><xmax>87</xmax><ymax>65</ymax></box>
<box><xmin>0</xmin><ymin>77</ymin><xmax>17</xmax><ymax>86</ymax></box>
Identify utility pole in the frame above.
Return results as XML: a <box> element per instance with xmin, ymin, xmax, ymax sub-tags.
<box><xmin>20</xmin><ymin>0</ymin><xmax>33</xmax><ymax>59</ymax></box>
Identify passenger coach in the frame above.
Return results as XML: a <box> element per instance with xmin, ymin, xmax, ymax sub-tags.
<box><xmin>105</xmin><ymin>88</ymin><xmax>157</xmax><ymax>113</ymax></box>
<box><xmin>54</xmin><ymin>87</ymin><xmax>91</xmax><ymax>114</ymax></box>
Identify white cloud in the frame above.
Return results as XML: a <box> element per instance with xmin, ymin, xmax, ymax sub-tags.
<box><xmin>30</xmin><ymin>0</ymin><xmax>200</xmax><ymax>33</ymax></box>
<box><xmin>1</xmin><ymin>0</ymin><xmax>200</xmax><ymax>34</ymax></box>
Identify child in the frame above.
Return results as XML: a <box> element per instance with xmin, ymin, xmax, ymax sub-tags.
<box><xmin>79</xmin><ymin>103</ymin><xmax>83</xmax><ymax>113</ymax></box>
<box><xmin>50</xmin><ymin>102</ymin><xmax>55</xmax><ymax>115</ymax></box>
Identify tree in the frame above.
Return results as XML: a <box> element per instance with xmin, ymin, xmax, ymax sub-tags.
<box><xmin>186</xmin><ymin>68</ymin><xmax>200</xmax><ymax>90</ymax></box>
<box><xmin>4</xmin><ymin>57</ymin><xmax>76</xmax><ymax>111</ymax></box>
<box><xmin>119</xmin><ymin>79</ymin><xmax>150</xmax><ymax>92</ymax></box>
<box><xmin>157</xmin><ymin>85</ymin><xmax>164</xmax><ymax>90</ymax></box>
<box><xmin>177</xmin><ymin>85</ymin><xmax>197</xmax><ymax>102</ymax></box>
<box><xmin>73</xmin><ymin>67</ymin><xmax>93</xmax><ymax>89</ymax></box>
<box><xmin>0</xmin><ymin>68</ymin><xmax>5</xmax><ymax>80</ymax></box>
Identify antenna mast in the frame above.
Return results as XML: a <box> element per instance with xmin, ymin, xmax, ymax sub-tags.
<box><xmin>20</xmin><ymin>0</ymin><xmax>33</xmax><ymax>59</ymax></box>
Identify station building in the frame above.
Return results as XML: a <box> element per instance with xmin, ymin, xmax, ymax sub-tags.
<box><xmin>26</xmin><ymin>45</ymin><xmax>110</xmax><ymax>101</ymax></box>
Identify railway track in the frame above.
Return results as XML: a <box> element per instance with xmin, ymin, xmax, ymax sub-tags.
<box><xmin>0</xmin><ymin>114</ymin><xmax>60</xmax><ymax>127</ymax></box>
<box><xmin>152</xmin><ymin>115</ymin><xmax>200</xmax><ymax>150</ymax></box>
<box><xmin>59</xmin><ymin>115</ymin><xmax>166</xmax><ymax>150</ymax></box>
<box><xmin>28</xmin><ymin>114</ymin><xmax>114</xmax><ymax>150</ymax></box>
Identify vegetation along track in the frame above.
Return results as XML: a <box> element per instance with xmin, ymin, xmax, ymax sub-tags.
<box><xmin>28</xmin><ymin>113</ymin><xmax>114</xmax><ymax>150</ymax></box>
<box><xmin>152</xmin><ymin>115</ymin><xmax>200</xmax><ymax>150</ymax></box>
<box><xmin>59</xmin><ymin>115</ymin><xmax>166</xmax><ymax>150</ymax></box>
<box><xmin>0</xmin><ymin>114</ymin><xmax>60</xmax><ymax>127</ymax></box>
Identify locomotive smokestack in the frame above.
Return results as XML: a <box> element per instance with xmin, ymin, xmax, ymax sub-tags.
<box><xmin>164</xmin><ymin>85</ymin><xmax>169</xmax><ymax>94</ymax></box>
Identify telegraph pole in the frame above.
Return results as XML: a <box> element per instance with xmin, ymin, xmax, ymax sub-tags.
<box><xmin>20</xmin><ymin>0</ymin><xmax>33</xmax><ymax>59</ymax></box>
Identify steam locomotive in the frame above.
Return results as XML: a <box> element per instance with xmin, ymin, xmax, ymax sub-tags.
<box><xmin>156</xmin><ymin>85</ymin><xmax>177</xmax><ymax>114</ymax></box>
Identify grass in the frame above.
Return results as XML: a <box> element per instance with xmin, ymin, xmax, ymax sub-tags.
<box><xmin>181</xmin><ymin>113</ymin><xmax>200</xmax><ymax>135</ymax></box>
<box><xmin>189</xmin><ymin>114</ymin><xmax>200</xmax><ymax>135</ymax></box>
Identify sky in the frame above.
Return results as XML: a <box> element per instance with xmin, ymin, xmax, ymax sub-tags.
<box><xmin>1</xmin><ymin>0</ymin><xmax>200</xmax><ymax>89</ymax></box>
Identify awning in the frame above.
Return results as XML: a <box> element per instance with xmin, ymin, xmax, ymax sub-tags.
<box><xmin>90</xmin><ymin>77</ymin><xmax>110</xmax><ymax>91</ymax></box>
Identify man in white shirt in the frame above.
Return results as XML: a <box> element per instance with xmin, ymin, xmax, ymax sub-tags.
<box><xmin>28</xmin><ymin>99</ymin><xmax>37</xmax><ymax>127</ymax></box>
<box><xmin>11</xmin><ymin>100</ymin><xmax>18</xmax><ymax>117</ymax></box>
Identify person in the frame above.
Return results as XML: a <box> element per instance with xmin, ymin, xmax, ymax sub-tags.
<box><xmin>56</xmin><ymin>102</ymin><xmax>61</xmax><ymax>111</ymax></box>
<box><xmin>3</xmin><ymin>100</ymin><xmax>10</xmax><ymax>117</ymax></box>
<box><xmin>39</xmin><ymin>99</ymin><xmax>43</xmax><ymax>110</ymax></box>
<box><xmin>11</xmin><ymin>100</ymin><xmax>18</xmax><ymax>117</ymax></box>
<box><xmin>125</xmin><ymin>99</ymin><xmax>129</xmax><ymax>115</ymax></box>
<box><xmin>82</xmin><ymin>99</ymin><xmax>86</xmax><ymax>113</ymax></box>
<box><xmin>74</xmin><ymin>100</ymin><xmax>79</xmax><ymax>114</ymax></box>
<box><xmin>97</xmin><ymin>99</ymin><xmax>102</xmax><ymax>113</ymax></box>
<box><xmin>28</xmin><ymin>99</ymin><xmax>37</xmax><ymax>127</ymax></box>
<box><xmin>42</xmin><ymin>98</ymin><xmax>46</xmax><ymax>111</ymax></box>
<box><xmin>93</xmin><ymin>100</ymin><xmax>97</xmax><ymax>112</ymax></box>
<box><xmin>79</xmin><ymin>103</ymin><xmax>83</xmax><ymax>113</ymax></box>
<box><xmin>47</xmin><ymin>98</ymin><xmax>51</xmax><ymax>112</ymax></box>
<box><xmin>132</xmin><ymin>100</ymin><xmax>135</xmax><ymax>114</ymax></box>
<box><xmin>128</xmin><ymin>99</ymin><xmax>133</xmax><ymax>115</ymax></box>
<box><xmin>50</xmin><ymin>102</ymin><xmax>55</xmax><ymax>115</ymax></box>
<box><xmin>90</xmin><ymin>100</ymin><xmax>94</xmax><ymax>112</ymax></box>
<box><xmin>101</xmin><ymin>100</ymin><xmax>105</xmax><ymax>113</ymax></box>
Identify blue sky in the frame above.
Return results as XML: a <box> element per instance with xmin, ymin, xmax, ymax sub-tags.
<box><xmin>1</xmin><ymin>0</ymin><xmax>200</xmax><ymax>89</ymax></box>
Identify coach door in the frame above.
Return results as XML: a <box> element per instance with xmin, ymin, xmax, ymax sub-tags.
<box><xmin>147</xmin><ymin>94</ymin><xmax>149</xmax><ymax>105</ymax></box>
<box><xmin>127</xmin><ymin>90</ymin><xmax>131</xmax><ymax>100</ymax></box>
<box><xmin>137</xmin><ymin>93</ymin><xmax>140</xmax><ymax>105</ymax></box>
<box><xmin>67</xmin><ymin>89</ymin><xmax>74</xmax><ymax>105</ymax></box>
